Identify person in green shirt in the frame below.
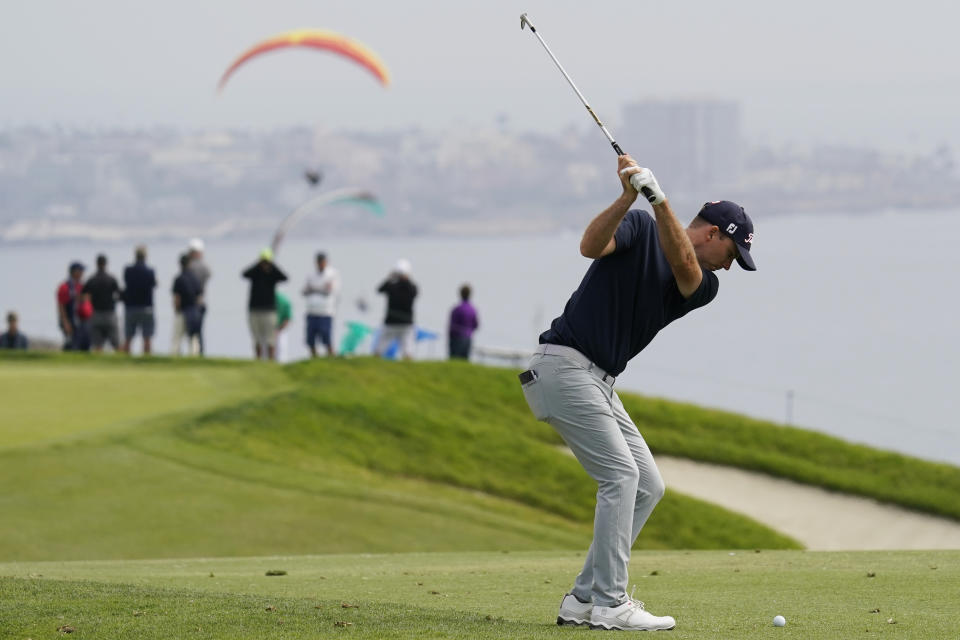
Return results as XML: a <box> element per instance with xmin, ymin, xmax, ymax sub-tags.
<box><xmin>275</xmin><ymin>290</ymin><xmax>292</xmax><ymax>362</ymax></box>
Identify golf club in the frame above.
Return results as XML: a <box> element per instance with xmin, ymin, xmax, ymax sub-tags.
<box><xmin>520</xmin><ymin>12</ymin><xmax>655</xmax><ymax>202</ymax></box>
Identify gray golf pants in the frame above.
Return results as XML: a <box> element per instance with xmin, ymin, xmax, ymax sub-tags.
<box><xmin>521</xmin><ymin>345</ymin><xmax>665</xmax><ymax>606</ymax></box>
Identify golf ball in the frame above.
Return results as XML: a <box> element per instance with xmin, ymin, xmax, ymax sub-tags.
<box><xmin>773</xmin><ymin>615</ymin><xmax>786</xmax><ymax>627</ymax></box>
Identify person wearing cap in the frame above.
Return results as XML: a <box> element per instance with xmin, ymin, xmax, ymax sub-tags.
<box><xmin>374</xmin><ymin>259</ymin><xmax>418</xmax><ymax>360</ymax></box>
<box><xmin>172</xmin><ymin>253</ymin><xmax>202</xmax><ymax>356</ymax></box>
<box><xmin>56</xmin><ymin>261</ymin><xmax>92</xmax><ymax>351</ymax></box>
<box><xmin>242</xmin><ymin>248</ymin><xmax>288</xmax><ymax>360</ymax></box>
<box><xmin>187</xmin><ymin>238</ymin><xmax>211</xmax><ymax>356</ymax></box>
<box><xmin>522</xmin><ymin>154</ymin><xmax>755</xmax><ymax>632</ymax></box>
<box><xmin>302</xmin><ymin>252</ymin><xmax>340</xmax><ymax>357</ymax></box>
<box><xmin>0</xmin><ymin>311</ymin><xmax>28</xmax><ymax>350</ymax></box>
<box><xmin>123</xmin><ymin>245</ymin><xmax>157</xmax><ymax>355</ymax></box>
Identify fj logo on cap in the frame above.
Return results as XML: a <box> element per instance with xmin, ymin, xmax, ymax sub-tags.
<box><xmin>727</xmin><ymin>223</ymin><xmax>738</xmax><ymax>234</ymax></box>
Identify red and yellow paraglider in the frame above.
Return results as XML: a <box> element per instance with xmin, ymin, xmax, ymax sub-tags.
<box><xmin>218</xmin><ymin>29</ymin><xmax>391</xmax><ymax>91</ymax></box>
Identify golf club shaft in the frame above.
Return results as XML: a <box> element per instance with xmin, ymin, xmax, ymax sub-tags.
<box><xmin>521</xmin><ymin>13</ymin><xmax>654</xmax><ymax>201</ymax></box>
<box><xmin>525</xmin><ymin>25</ymin><xmax>624</xmax><ymax>155</ymax></box>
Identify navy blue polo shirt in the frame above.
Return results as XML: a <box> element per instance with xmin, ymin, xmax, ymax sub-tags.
<box><xmin>124</xmin><ymin>261</ymin><xmax>157</xmax><ymax>308</ymax></box>
<box><xmin>172</xmin><ymin>270</ymin><xmax>201</xmax><ymax>310</ymax></box>
<box><xmin>539</xmin><ymin>209</ymin><xmax>719</xmax><ymax>376</ymax></box>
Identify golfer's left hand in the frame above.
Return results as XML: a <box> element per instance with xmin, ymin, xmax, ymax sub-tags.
<box><xmin>619</xmin><ymin>160</ymin><xmax>666</xmax><ymax>205</ymax></box>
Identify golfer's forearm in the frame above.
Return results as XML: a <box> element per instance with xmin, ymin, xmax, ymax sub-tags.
<box><xmin>580</xmin><ymin>193</ymin><xmax>634</xmax><ymax>258</ymax></box>
<box><xmin>652</xmin><ymin>200</ymin><xmax>701</xmax><ymax>290</ymax></box>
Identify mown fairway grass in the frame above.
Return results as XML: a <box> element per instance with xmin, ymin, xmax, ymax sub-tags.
<box><xmin>2</xmin><ymin>550</ymin><xmax>957</xmax><ymax>639</ymax></box>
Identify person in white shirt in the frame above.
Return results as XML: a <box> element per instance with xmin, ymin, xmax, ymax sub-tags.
<box><xmin>302</xmin><ymin>252</ymin><xmax>340</xmax><ymax>357</ymax></box>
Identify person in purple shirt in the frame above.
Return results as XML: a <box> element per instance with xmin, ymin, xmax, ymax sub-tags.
<box><xmin>447</xmin><ymin>284</ymin><xmax>479</xmax><ymax>360</ymax></box>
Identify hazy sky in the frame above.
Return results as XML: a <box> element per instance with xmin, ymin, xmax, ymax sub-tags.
<box><xmin>2</xmin><ymin>0</ymin><xmax>958</xmax><ymax>152</ymax></box>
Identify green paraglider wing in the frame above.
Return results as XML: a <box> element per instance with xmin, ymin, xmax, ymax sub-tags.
<box><xmin>271</xmin><ymin>188</ymin><xmax>384</xmax><ymax>254</ymax></box>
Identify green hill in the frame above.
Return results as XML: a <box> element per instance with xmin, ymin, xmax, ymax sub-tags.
<box><xmin>3</xmin><ymin>353</ymin><xmax>959</xmax><ymax>563</ymax></box>
<box><xmin>0</xmin><ymin>354</ymin><xmax>797</xmax><ymax>561</ymax></box>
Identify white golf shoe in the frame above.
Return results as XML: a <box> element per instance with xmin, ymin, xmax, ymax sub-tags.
<box><xmin>590</xmin><ymin>599</ymin><xmax>676</xmax><ymax>631</ymax></box>
<box><xmin>556</xmin><ymin>593</ymin><xmax>593</xmax><ymax>626</ymax></box>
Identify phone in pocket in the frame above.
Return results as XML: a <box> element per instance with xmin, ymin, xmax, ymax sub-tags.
<box><xmin>519</xmin><ymin>369</ymin><xmax>549</xmax><ymax>421</ymax></box>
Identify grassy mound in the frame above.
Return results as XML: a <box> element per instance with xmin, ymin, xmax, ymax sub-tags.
<box><xmin>160</xmin><ymin>358</ymin><xmax>798</xmax><ymax>552</ymax></box>
<box><xmin>0</xmin><ymin>354</ymin><xmax>797</xmax><ymax>561</ymax></box>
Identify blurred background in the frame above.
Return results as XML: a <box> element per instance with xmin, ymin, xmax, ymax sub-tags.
<box><xmin>1</xmin><ymin>0</ymin><xmax>958</xmax><ymax>464</ymax></box>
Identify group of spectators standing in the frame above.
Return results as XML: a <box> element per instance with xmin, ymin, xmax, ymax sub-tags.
<box><xmin>3</xmin><ymin>240</ymin><xmax>481</xmax><ymax>361</ymax></box>
<box><xmin>54</xmin><ymin>240</ymin><xmax>210</xmax><ymax>355</ymax></box>
<box><xmin>241</xmin><ymin>251</ymin><xmax>480</xmax><ymax>361</ymax></box>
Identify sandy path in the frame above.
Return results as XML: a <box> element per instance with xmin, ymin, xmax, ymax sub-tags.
<box><xmin>656</xmin><ymin>456</ymin><xmax>960</xmax><ymax>550</ymax></box>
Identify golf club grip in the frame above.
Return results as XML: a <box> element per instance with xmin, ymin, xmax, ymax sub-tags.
<box><xmin>628</xmin><ymin>175</ymin><xmax>656</xmax><ymax>203</ymax></box>
<box><xmin>612</xmin><ymin>142</ymin><xmax>656</xmax><ymax>202</ymax></box>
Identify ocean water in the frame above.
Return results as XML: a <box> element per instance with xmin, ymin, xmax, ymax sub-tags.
<box><xmin>2</xmin><ymin>209</ymin><xmax>958</xmax><ymax>465</ymax></box>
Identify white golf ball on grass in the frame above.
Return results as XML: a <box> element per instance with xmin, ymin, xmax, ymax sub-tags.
<box><xmin>773</xmin><ymin>615</ymin><xmax>786</xmax><ymax>627</ymax></box>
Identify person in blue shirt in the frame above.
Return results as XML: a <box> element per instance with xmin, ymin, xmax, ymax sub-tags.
<box><xmin>122</xmin><ymin>245</ymin><xmax>157</xmax><ymax>355</ymax></box>
<box><xmin>522</xmin><ymin>155</ymin><xmax>756</xmax><ymax>632</ymax></box>
<box><xmin>172</xmin><ymin>253</ymin><xmax>203</xmax><ymax>356</ymax></box>
<box><xmin>0</xmin><ymin>311</ymin><xmax>28</xmax><ymax>350</ymax></box>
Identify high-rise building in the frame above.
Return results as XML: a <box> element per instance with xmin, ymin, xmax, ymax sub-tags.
<box><xmin>621</xmin><ymin>100</ymin><xmax>742</xmax><ymax>194</ymax></box>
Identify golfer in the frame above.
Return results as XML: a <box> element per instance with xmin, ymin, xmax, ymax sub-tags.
<box><xmin>521</xmin><ymin>154</ymin><xmax>755</xmax><ymax>631</ymax></box>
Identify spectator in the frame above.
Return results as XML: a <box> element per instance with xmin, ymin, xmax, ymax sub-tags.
<box><xmin>122</xmin><ymin>245</ymin><xmax>157</xmax><ymax>355</ymax></box>
<box><xmin>0</xmin><ymin>311</ymin><xmax>28</xmax><ymax>349</ymax></box>
<box><xmin>172</xmin><ymin>253</ymin><xmax>202</xmax><ymax>356</ymax></box>
<box><xmin>242</xmin><ymin>248</ymin><xmax>288</xmax><ymax>360</ymax></box>
<box><xmin>374</xmin><ymin>258</ymin><xmax>418</xmax><ymax>360</ymax></box>
<box><xmin>82</xmin><ymin>254</ymin><xmax>122</xmax><ymax>353</ymax></box>
<box><xmin>275</xmin><ymin>290</ymin><xmax>292</xmax><ymax>362</ymax></box>
<box><xmin>187</xmin><ymin>238</ymin><xmax>211</xmax><ymax>355</ymax></box>
<box><xmin>57</xmin><ymin>261</ymin><xmax>91</xmax><ymax>351</ymax></box>
<box><xmin>448</xmin><ymin>284</ymin><xmax>479</xmax><ymax>360</ymax></box>
<box><xmin>302</xmin><ymin>252</ymin><xmax>340</xmax><ymax>357</ymax></box>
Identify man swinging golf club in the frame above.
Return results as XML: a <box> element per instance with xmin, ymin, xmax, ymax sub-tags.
<box><xmin>520</xmin><ymin>155</ymin><xmax>756</xmax><ymax>631</ymax></box>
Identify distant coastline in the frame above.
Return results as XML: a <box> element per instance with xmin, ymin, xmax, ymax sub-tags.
<box><xmin>2</xmin><ymin>127</ymin><xmax>957</xmax><ymax>244</ymax></box>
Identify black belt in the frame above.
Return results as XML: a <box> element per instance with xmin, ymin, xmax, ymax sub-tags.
<box><xmin>532</xmin><ymin>343</ymin><xmax>616</xmax><ymax>385</ymax></box>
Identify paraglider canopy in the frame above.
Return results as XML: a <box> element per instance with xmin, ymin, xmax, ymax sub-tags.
<box><xmin>271</xmin><ymin>188</ymin><xmax>384</xmax><ymax>254</ymax></box>
<box><xmin>218</xmin><ymin>29</ymin><xmax>391</xmax><ymax>92</ymax></box>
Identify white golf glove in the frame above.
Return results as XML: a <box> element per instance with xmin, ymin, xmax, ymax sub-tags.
<box><xmin>621</xmin><ymin>167</ymin><xmax>666</xmax><ymax>204</ymax></box>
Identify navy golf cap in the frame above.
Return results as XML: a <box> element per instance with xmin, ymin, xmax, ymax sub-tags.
<box><xmin>69</xmin><ymin>261</ymin><xmax>85</xmax><ymax>272</ymax></box>
<box><xmin>697</xmin><ymin>201</ymin><xmax>756</xmax><ymax>271</ymax></box>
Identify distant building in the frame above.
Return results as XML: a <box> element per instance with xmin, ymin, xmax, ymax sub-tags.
<box><xmin>621</xmin><ymin>100</ymin><xmax>743</xmax><ymax>194</ymax></box>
